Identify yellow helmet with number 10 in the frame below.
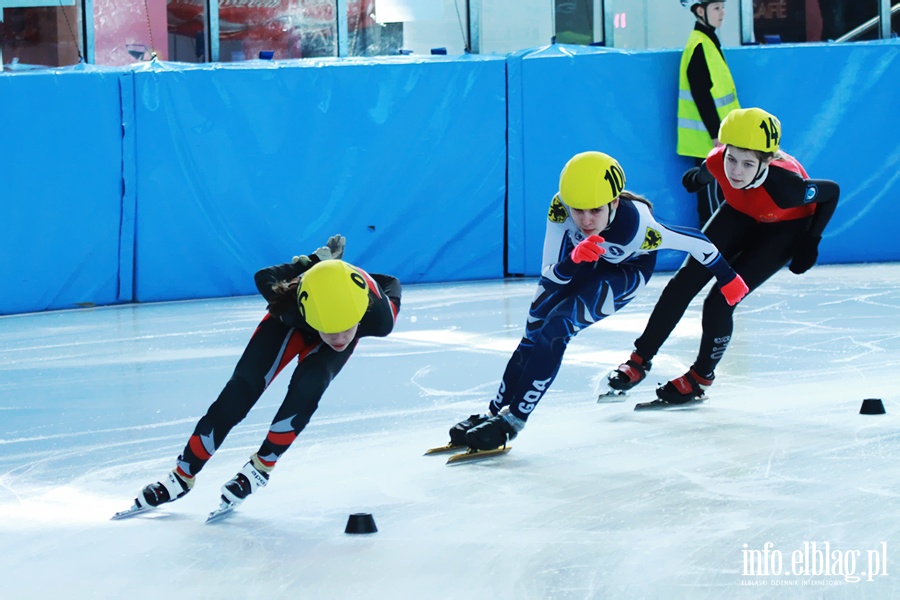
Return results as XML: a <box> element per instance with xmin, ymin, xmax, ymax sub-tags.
<box><xmin>718</xmin><ymin>107</ymin><xmax>781</xmax><ymax>153</ymax></box>
<box><xmin>297</xmin><ymin>260</ymin><xmax>369</xmax><ymax>334</ymax></box>
<box><xmin>558</xmin><ymin>151</ymin><xmax>626</xmax><ymax>210</ymax></box>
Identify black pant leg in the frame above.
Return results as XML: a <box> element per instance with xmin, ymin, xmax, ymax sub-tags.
<box><xmin>176</xmin><ymin>316</ymin><xmax>296</xmax><ymax>477</ymax></box>
<box><xmin>255</xmin><ymin>339</ymin><xmax>356</xmax><ymax>466</ymax></box>
<box><xmin>693</xmin><ymin>217</ymin><xmax>811</xmax><ymax>376</ymax></box>
<box><xmin>633</xmin><ymin>206</ymin><xmax>754</xmax><ymax>362</ymax></box>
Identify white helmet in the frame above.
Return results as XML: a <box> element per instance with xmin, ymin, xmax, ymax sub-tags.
<box><xmin>681</xmin><ymin>0</ymin><xmax>725</xmax><ymax>10</ymax></box>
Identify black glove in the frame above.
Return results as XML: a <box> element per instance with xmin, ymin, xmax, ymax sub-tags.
<box><xmin>789</xmin><ymin>232</ymin><xmax>821</xmax><ymax>275</ymax></box>
<box><xmin>682</xmin><ymin>166</ymin><xmax>713</xmax><ymax>193</ymax></box>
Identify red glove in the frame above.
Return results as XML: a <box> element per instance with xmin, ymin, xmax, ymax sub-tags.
<box><xmin>571</xmin><ymin>235</ymin><xmax>606</xmax><ymax>264</ymax></box>
<box><xmin>720</xmin><ymin>274</ymin><xmax>749</xmax><ymax>306</ymax></box>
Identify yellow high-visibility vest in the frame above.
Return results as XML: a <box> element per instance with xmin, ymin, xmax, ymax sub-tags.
<box><xmin>676</xmin><ymin>30</ymin><xmax>740</xmax><ymax>158</ymax></box>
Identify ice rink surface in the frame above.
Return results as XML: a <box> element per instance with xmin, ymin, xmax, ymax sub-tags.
<box><xmin>1</xmin><ymin>263</ymin><xmax>898</xmax><ymax>599</ymax></box>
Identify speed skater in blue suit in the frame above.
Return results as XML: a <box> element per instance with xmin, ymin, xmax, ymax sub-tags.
<box><xmin>450</xmin><ymin>151</ymin><xmax>749</xmax><ymax>450</ymax></box>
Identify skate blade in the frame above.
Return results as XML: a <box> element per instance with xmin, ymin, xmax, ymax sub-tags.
<box><xmin>597</xmin><ymin>389</ymin><xmax>627</xmax><ymax>403</ymax></box>
<box><xmin>446</xmin><ymin>445</ymin><xmax>511</xmax><ymax>465</ymax></box>
<box><xmin>634</xmin><ymin>397</ymin><xmax>707</xmax><ymax>411</ymax></box>
<box><xmin>424</xmin><ymin>443</ymin><xmax>467</xmax><ymax>455</ymax></box>
<box><xmin>206</xmin><ymin>501</ymin><xmax>236</xmax><ymax>524</ymax></box>
<box><xmin>111</xmin><ymin>501</ymin><xmax>154</xmax><ymax>520</ymax></box>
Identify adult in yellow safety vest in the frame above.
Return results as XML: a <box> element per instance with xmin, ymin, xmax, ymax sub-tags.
<box><xmin>677</xmin><ymin>0</ymin><xmax>740</xmax><ymax>225</ymax></box>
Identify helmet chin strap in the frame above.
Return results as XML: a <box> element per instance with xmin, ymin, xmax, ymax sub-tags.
<box><xmin>605</xmin><ymin>203</ymin><xmax>618</xmax><ymax>229</ymax></box>
<box><xmin>739</xmin><ymin>164</ymin><xmax>770</xmax><ymax>190</ymax></box>
<box><xmin>695</xmin><ymin>5</ymin><xmax>711</xmax><ymax>28</ymax></box>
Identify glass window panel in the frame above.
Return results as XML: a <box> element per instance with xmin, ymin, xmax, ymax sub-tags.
<box><xmin>820</xmin><ymin>0</ymin><xmax>881</xmax><ymax>40</ymax></box>
<box><xmin>93</xmin><ymin>0</ymin><xmax>169</xmax><ymax>65</ymax></box>
<box><xmin>347</xmin><ymin>0</ymin><xmax>402</xmax><ymax>56</ymax></box>
<box><xmin>753</xmin><ymin>0</ymin><xmax>880</xmax><ymax>43</ymax></box>
<box><xmin>646</xmin><ymin>2</ymin><xmax>739</xmax><ymax>49</ymax></box>
<box><xmin>357</xmin><ymin>0</ymin><xmax>557</xmax><ymax>56</ymax></box>
<box><xmin>386</xmin><ymin>0</ymin><xmax>468</xmax><ymax>55</ymax></box>
<box><xmin>481</xmin><ymin>0</ymin><xmax>552</xmax><ymax>54</ymax></box>
<box><xmin>554</xmin><ymin>0</ymin><xmax>597</xmax><ymax>45</ymax></box>
<box><xmin>215</xmin><ymin>0</ymin><xmax>337</xmax><ymax>62</ymax></box>
<box><xmin>167</xmin><ymin>0</ymin><xmax>207</xmax><ymax>62</ymax></box>
<box><xmin>895</xmin><ymin>4</ymin><xmax>899</xmax><ymax>37</ymax></box>
<box><xmin>1</xmin><ymin>1</ymin><xmax>83</xmax><ymax>69</ymax></box>
<box><xmin>603</xmin><ymin>0</ymin><xmax>649</xmax><ymax>49</ymax></box>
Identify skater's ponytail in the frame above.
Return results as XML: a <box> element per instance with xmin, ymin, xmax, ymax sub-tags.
<box><xmin>619</xmin><ymin>190</ymin><xmax>653</xmax><ymax>211</ymax></box>
<box><xmin>267</xmin><ymin>279</ymin><xmax>300</xmax><ymax>317</ymax></box>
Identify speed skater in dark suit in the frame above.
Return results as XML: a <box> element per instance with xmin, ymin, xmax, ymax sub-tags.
<box><xmin>609</xmin><ymin>107</ymin><xmax>840</xmax><ymax>404</ymax></box>
<box><xmin>451</xmin><ymin>152</ymin><xmax>749</xmax><ymax>450</ymax></box>
<box><xmin>129</xmin><ymin>235</ymin><xmax>401</xmax><ymax>513</ymax></box>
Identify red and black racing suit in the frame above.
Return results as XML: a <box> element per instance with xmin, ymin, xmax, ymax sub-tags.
<box><xmin>632</xmin><ymin>145</ymin><xmax>840</xmax><ymax>379</ymax></box>
<box><xmin>174</xmin><ymin>256</ymin><xmax>401</xmax><ymax>479</ymax></box>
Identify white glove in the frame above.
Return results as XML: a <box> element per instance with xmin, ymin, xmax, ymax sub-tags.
<box><xmin>312</xmin><ymin>246</ymin><xmax>333</xmax><ymax>261</ymax></box>
<box><xmin>292</xmin><ymin>234</ymin><xmax>346</xmax><ymax>263</ymax></box>
<box><xmin>326</xmin><ymin>234</ymin><xmax>345</xmax><ymax>260</ymax></box>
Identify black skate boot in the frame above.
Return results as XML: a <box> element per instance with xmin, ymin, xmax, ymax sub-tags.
<box><xmin>465</xmin><ymin>412</ymin><xmax>521</xmax><ymax>451</ymax></box>
<box><xmin>136</xmin><ymin>469</ymin><xmax>193</xmax><ymax>509</ymax></box>
<box><xmin>607</xmin><ymin>353</ymin><xmax>651</xmax><ymax>392</ymax></box>
<box><xmin>656</xmin><ymin>368</ymin><xmax>713</xmax><ymax>404</ymax></box>
<box><xmin>220</xmin><ymin>458</ymin><xmax>269</xmax><ymax>507</ymax></box>
<box><xmin>449</xmin><ymin>414</ymin><xmax>489</xmax><ymax>446</ymax></box>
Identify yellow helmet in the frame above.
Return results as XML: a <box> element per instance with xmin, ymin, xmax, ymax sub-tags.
<box><xmin>718</xmin><ymin>107</ymin><xmax>781</xmax><ymax>153</ymax></box>
<box><xmin>297</xmin><ymin>260</ymin><xmax>369</xmax><ymax>334</ymax></box>
<box><xmin>558</xmin><ymin>151</ymin><xmax>626</xmax><ymax>209</ymax></box>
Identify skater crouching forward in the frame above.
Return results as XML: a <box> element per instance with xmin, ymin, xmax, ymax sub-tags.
<box><xmin>609</xmin><ymin>107</ymin><xmax>840</xmax><ymax>404</ymax></box>
<box><xmin>132</xmin><ymin>235</ymin><xmax>400</xmax><ymax>513</ymax></box>
<box><xmin>451</xmin><ymin>152</ymin><xmax>749</xmax><ymax>450</ymax></box>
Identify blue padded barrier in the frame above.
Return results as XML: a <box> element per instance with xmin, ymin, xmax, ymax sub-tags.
<box><xmin>505</xmin><ymin>48</ymin><xmax>527</xmax><ymax>276</ymax></box>
<box><xmin>1</xmin><ymin>41</ymin><xmax>898</xmax><ymax>315</ymax></box>
<box><xmin>131</xmin><ymin>57</ymin><xmax>507</xmax><ymax>302</ymax></box>
<box><xmin>0</xmin><ymin>66</ymin><xmax>127</xmax><ymax>315</ymax></box>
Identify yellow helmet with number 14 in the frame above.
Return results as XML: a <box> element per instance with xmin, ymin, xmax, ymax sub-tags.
<box><xmin>718</xmin><ymin>107</ymin><xmax>781</xmax><ymax>153</ymax></box>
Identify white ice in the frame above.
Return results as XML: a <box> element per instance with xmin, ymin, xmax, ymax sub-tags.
<box><xmin>0</xmin><ymin>263</ymin><xmax>898</xmax><ymax>599</ymax></box>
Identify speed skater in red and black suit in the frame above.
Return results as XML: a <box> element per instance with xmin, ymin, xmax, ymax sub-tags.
<box><xmin>125</xmin><ymin>235</ymin><xmax>400</xmax><ymax>514</ymax></box>
<box><xmin>610</xmin><ymin>107</ymin><xmax>840</xmax><ymax>404</ymax></box>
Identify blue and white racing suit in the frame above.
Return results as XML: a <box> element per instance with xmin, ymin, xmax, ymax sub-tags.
<box><xmin>490</xmin><ymin>194</ymin><xmax>740</xmax><ymax>422</ymax></box>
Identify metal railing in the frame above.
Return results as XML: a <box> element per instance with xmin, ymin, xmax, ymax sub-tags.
<box><xmin>835</xmin><ymin>1</ymin><xmax>899</xmax><ymax>42</ymax></box>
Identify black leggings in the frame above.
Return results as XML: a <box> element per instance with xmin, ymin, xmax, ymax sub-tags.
<box><xmin>176</xmin><ymin>314</ymin><xmax>354</xmax><ymax>478</ymax></box>
<box><xmin>634</xmin><ymin>204</ymin><xmax>810</xmax><ymax>378</ymax></box>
